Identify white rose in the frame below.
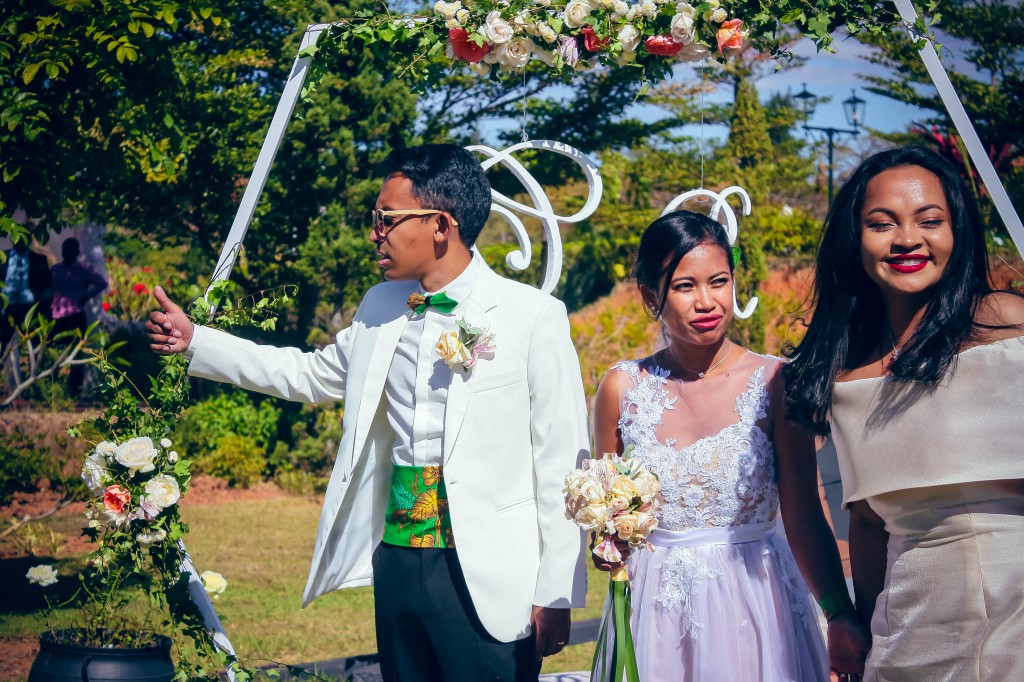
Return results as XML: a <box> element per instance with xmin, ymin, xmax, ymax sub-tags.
<box><xmin>159</xmin><ymin>438</ymin><xmax>172</xmax><ymax>449</ymax></box>
<box><xmin>496</xmin><ymin>36</ymin><xmax>534</xmax><ymax>69</ymax></box>
<box><xmin>114</xmin><ymin>436</ymin><xmax>158</xmax><ymax>476</ymax></box>
<box><xmin>670</xmin><ymin>11</ymin><xmax>695</xmax><ymax>45</ymax></box>
<box><xmin>95</xmin><ymin>441</ymin><xmax>117</xmax><ymax>460</ymax></box>
<box><xmin>81</xmin><ymin>451</ymin><xmax>109</xmax><ymax>496</ymax></box>
<box><xmin>563</xmin><ymin>0</ymin><xmax>593</xmax><ymax>28</ymax></box>
<box><xmin>675</xmin><ymin>2</ymin><xmax>696</xmax><ymax>18</ymax></box>
<box><xmin>612</xmin><ymin>1</ymin><xmax>629</xmax><ymax>16</ymax></box>
<box><xmin>455</xmin><ymin>8</ymin><xmax>469</xmax><ymax>25</ymax></box>
<box><xmin>168</xmin><ymin>451</ymin><xmax>179</xmax><ymax>463</ymax></box>
<box><xmin>678</xmin><ymin>40</ymin><xmax>711</xmax><ymax>61</ymax></box>
<box><xmin>467</xmin><ymin>60</ymin><xmax>491</xmax><ymax>76</ymax></box>
<box><xmin>617</xmin><ymin>24</ymin><xmax>640</xmax><ymax>53</ymax></box>
<box><xmin>639</xmin><ymin>1</ymin><xmax>658</xmax><ymax>19</ymax></box>
<box><xmin>144</xmin><ymin>474</ymin><xmax>181</xmax><ymax>510</ymax></box>
<box><xmin>538</xmin><ymin>23</ymin><xmax>557</xmax><ymax>43</ymax></box>
<box><xmin>200</xmin><ymin>570</ymin><xmax>228</xmax><ymax>596</ymax></box>
<box><xmin>532</xmin><ymin>46</ymin><xmax>557</xmax><ymax>66</ymax></box>
<box><xmin>26</xmin><ymin>564</ymin><xmax>58</xmax><ymax>587</ymax></box>
<box><xmin>482</xmin><ymin>10</ymin><xmax>514</xmax><ymax>44</ymax></box>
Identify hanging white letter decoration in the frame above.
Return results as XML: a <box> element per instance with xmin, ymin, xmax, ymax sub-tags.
<box><xmin>661</xmin><ymin>186</ymin><xmax>758</xmax><ymax>319</ymax></box>
<box><xmin>467</xmin><ymin>140</ymin><xmax>603</xmax><ymax>294</ymax></box>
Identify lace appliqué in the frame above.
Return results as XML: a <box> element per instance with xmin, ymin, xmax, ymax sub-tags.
<box><xmin>657</xmin><ymin>549</ymin><xmax>723</xmax><ymax>637</ymax></box>
<box><xmin>614</xmin><ymin>358</ymin><xmax>780</xmax><ymax>638</ymax></box>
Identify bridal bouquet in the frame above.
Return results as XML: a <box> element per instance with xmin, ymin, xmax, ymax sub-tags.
<box><xmin>563</xmin><ymin>451</ymin><xmax>660</xmax><ymax>682</ymax></box>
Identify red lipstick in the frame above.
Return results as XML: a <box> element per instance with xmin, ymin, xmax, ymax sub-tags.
<box><xmin>691</xmin><ymin>315</ymin><xmax>722</xmax><ymax>330</ymax></box>
<box><xmin>885</xmin><ymin>254</ymin><xmax>929</xmax><ymax>273</ymax></box>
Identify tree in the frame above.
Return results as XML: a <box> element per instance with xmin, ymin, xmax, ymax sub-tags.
<box><xmin>728</xmin><ymin>78</ymin><xmax>773</xmax><ymax>168</ymax></box>
<box><xmin>857</xmin><ymin>0</ymin><xmax>1023</xmax><ymax>234</ymax></box>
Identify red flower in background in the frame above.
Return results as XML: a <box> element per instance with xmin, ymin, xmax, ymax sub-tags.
<box><xmin>449</xmin><ymin>28</ymin><xmax>491</xmax><ymax>63</ymax></box>
<box><xmin>581</xmin><ymin>26</ymin><xmax>609</xmax><ymax>52</ymax></box>
<box><xmin>644</xmin><ymin>34</ymin><xmax>683</xmax><ymax>57</ymax></box>
<box><xmin>102</xmin><ymin>302</ymin><xmax>111</xmax><ymax>312</ymax></box>
<box><xmin>133</xmin><ymin>283</ymin><xmax>148</xmax><ymax>295</ymax></box>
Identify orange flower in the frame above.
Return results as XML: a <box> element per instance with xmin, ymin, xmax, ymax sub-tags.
<box><xmin>103</xmin><ymin>485</ymin><xmax>131</xmax><ymax>514</ymax></box>
<box><xmin>716</xmin><ymin>18</ymin><xmax>745</xmax><ymax>56</ymax></box>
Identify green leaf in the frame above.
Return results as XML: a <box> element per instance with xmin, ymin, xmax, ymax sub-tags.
<box><xmin>200</xmin><ymin>7</ymin><xmax>213</xmax><ymax>19</ymax></box>
<box><xmin>22</xmin><ymin>62</ymin><xmax>41</xmax><ymax>84</ymax></box>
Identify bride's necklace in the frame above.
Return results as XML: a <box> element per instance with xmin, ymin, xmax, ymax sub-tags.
<box><xmin>668</xmin><ymin>342</ymin><xmax>733</xmax><ymax>379</ymax></box>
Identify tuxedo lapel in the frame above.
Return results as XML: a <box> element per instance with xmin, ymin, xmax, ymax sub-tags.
<box><xmin>350</xmin><ymin>283</ymin><xmax>417</xmax><ymax>461</ymax></box>
<box><xmin>443</xmin><ymin>262</ymin><xmax>500</xmax><ymax>465</ymax></box>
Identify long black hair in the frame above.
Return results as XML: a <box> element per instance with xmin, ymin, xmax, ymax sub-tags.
<box><xmin>783</xmin><ymin>145</ymin><xmax>997</xmax><ymax>434</ymax></box>
<box><xmin>634</xmin><ymin>210</ymin><xmax>735</xmax><ymax>317</ymax></box>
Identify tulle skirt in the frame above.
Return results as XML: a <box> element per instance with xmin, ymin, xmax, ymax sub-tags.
<box><xmin>593</xmin><ymin>523</ymin><xmax>828</xmax><ymax>682</ymax></box>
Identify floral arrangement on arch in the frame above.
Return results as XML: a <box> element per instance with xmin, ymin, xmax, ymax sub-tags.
<box><xmin>24</xmin><ymin>280</ymin><xmax>294</xmax><ymax>680</ymax></box>
<box><xmin>301</xmin><ymin>0</ymin><xmax>917</xmax><ymax>94</ymax></box>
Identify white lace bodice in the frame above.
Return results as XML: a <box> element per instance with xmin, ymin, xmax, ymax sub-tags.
<box><xmin>615</xmin><ymin>356</ymin><xmax>780</xmax><ymax>532</ymax></box>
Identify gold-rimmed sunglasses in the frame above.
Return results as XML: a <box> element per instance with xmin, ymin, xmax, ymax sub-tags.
<box><xmin>369</xmin><ymin>209</ymin><xmax>458</xmax><ymax>235</ymax></box>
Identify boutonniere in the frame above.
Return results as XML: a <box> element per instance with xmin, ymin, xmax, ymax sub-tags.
<box><xmin>436</xmin><ymin>319</ymin><xmax>496</xmax><ymax>371</ymax></box>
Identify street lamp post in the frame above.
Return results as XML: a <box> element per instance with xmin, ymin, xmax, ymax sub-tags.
<box><xmin>793</xmin><ymin>85</ymin><xmax>867</xmax><ymax>205</ymax></box>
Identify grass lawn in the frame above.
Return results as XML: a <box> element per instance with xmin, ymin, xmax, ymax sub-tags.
<box><xmin>2</xmin><ymin>495</ymin><xmax>607</xmax><ymax>676</ymax></box>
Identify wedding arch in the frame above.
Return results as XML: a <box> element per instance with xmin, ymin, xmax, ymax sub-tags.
<box><xmin>186</xmin><ymin>0</ymin><xmax>1024</xmax><ymax>669</ymax></box>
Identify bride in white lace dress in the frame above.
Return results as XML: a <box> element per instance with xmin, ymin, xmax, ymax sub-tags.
<box><xmin>592</xmin><ymin>211</ymin><xmax>867</xmax><ymax>681</ymax></box>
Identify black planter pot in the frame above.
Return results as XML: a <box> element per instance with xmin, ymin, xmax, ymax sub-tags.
<box><xmin>28</xmin><ymin>631</ymin><xmax>174</xmax><ymax>682</ymax></box>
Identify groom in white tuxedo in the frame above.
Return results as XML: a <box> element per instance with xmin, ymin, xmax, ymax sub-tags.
<box><xmin>146</xmin><ymin>144</ymin><xmax>589</xmax><ymax>680</ymax></box>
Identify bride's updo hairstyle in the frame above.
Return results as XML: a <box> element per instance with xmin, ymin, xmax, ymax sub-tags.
<box><xmin>783</xmin><ymin>145</ymin><xmax>1001</xmax><ymax>434</ymax></box>
<box><xmin>634</xmin><ymin>210</ymin><xmax>734</xmax><ymax>319</ymax></box>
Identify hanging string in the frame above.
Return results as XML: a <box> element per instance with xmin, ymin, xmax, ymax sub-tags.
<box><xmin>520</xmin><ymin>64</ymin><xmax>529</xmax><ymax>143</ymax></box>
<box><xmin>699</xmin><ymin>59</ymin><xmax>706</xmax><ymax>189</ymax></box>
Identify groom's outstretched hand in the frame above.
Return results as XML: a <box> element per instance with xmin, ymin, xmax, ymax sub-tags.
<box><xmin>146</xmin><ymin>286</ymin><xmax>194</xmax><ymax>355</ymax></box>
<box><xmin>531</xmin><ymin>605</ymin><xmax>570</xmax><ymax>659</ymax></box>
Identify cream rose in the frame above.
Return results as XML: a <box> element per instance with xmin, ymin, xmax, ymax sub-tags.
<box><xmin>612</xmin><ymin>513</ymin><xmax>641</xmax><ymax>540</ymax></box>
<box><xmin>496</xmin><ymin>36</ymin><xmax>534</xmax><ymax>69</ymax></box>
<box><xmin>617</xmin><ymin>23</ymin><xmax>641</xmax><ymax>53</ymax></box>
<box><xmin>159</xmin><ymin>437</ymin><xmax>172</xmax><ymax>449</ymax></box>
<box><xmin>114</xmin><ymin>436</ymin><xmax>158</xmax><ymax>476</ymax></box>
<box><xmin>26</xmin><ymin>564</ymin><xmax>58</xmax><ymax>587</ymax></box>
<box><xmin>563</xmin><ymin>0</ymin><xmax>593</xmax><ymax>28</ymax></box>
<box><xmin>574</xmin><ymin>503</ymin><xmax>610</xmax><ymax>532</ymax></box>
<box><xmin>679</xmin><ymin>40</ymin><xmax>711</xmax><ymax>62</ymax></box>
<box><xmin>200</xmin><ymin>570</ymin><xmax>228</xmax><ymax>596</ymax></box>
<box><xmin>436</xmin><ymin>331</ymin><xmax>472</xmax><ymax>369</ymax></box>
<box><xmin>482</xmin><ymin>10</ymin><xmax>514</xmax><ymax>44</ymax></box>
<box><xmin>144</xmin><ymin>474</ymin><xmax>181</xmax><ymax>510</ymax></box>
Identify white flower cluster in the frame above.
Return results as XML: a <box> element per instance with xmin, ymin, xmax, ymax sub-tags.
<box><xmin>563</xmin><ymin>454</ymin><xmax>661</xmax><ymax>562</ymax></box>
<box><xmin>434</xmin><ymin>0</ymin><xmax>469</xmax><ymax>27</ymax></box>
<box><xmin>81</xmin><ymin>436</ymin><xmax>182</xmax><ymax>532</ymax></box>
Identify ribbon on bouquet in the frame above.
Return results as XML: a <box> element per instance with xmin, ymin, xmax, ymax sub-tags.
<box><xmin>592</xmin><ymin>565</ymin><xmax>640</xmax><ymax>682</ymax></box>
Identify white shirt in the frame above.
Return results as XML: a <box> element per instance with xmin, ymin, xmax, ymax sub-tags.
<box><xmin>384</xmin><ymin>257</ymin><xmax>480</xmax><ymax>467</ymax></box>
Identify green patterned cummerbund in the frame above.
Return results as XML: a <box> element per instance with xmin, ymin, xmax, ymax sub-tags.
<box><xmin>382</xmin><ymin>465</ymin><xmax>455</xmax><ymax>548</ymax></box>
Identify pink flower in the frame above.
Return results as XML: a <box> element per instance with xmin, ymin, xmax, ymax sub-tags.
<box><xmin>716</xmin><ymin>18</ymin><xmax>745</xmax><ymax>56</ymax></box>
<box><xmin>449</xmin><ymin>28</ymin><xmax>491</xmax><ymax>63</ymax></box>
<box><xmin>103</xmin><ymin>485</ymin><xmax>131</xmax><ymax>514</ymax></box>
<box><xmin>464</xmin><ymin>331</ymin><xmax>496</xmax><ymax>369</ymax></box>
<box><xmin>581</xmin><ymin>26</ymin><xmax>608</xmax><ymax>53</ymax></box>
<box><xmin>644</xmin><ymin>34</ymin><xmax>684</xmax><ymax>57</ymax></box>
<box><xmin>592</xmin><ymin>534</ymin><xmax>623</xmax><ymax>562</ymax></box>
<box><xmin>556</xmin><ymin>36</ymin><xmax>580</xmax><ymax>67</ymax></box>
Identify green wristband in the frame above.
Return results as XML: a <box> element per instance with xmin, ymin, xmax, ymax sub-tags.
<box><xmin>818</xmin><ymin>589</ymin><xmax>855</xmax><ymax>622</ymax></box>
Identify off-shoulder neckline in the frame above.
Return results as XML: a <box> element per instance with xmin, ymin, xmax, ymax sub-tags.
<box><xmin>834</xmin><ymin>333</ymin><xmax>1024</xmax><ymax>386</ymax></box>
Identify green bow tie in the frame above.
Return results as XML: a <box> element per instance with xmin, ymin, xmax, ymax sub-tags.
<box><xmin>407</xmin><ymin>291</ymin><xmax>459</xmax><ymax>315</ymax></box>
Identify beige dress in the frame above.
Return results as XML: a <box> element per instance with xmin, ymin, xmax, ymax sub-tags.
<box><xmin>830</xmin><ymin>336</ymin><xmax>1024</xmax><ymax>681</ymax></box>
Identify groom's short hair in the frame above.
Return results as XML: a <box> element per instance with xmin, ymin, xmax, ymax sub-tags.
<box><xmin>380</xmin><ymin>144</ymin><xmax>492</xmax><ymax>247</ymax></box>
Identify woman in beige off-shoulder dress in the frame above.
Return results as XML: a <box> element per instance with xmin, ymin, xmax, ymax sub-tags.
<box><xmin>783</xmin><ymin>146</ymin><xmax>1024</xmax><ymax>682</ymax></box>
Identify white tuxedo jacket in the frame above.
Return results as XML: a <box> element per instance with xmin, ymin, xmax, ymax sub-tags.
<box><xmin>187</xmin><ymin>258</ymin><xmax>589</xmax><ymax>642</ymax></box>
